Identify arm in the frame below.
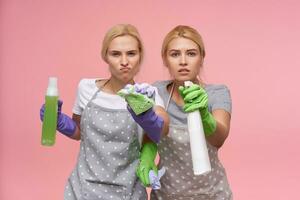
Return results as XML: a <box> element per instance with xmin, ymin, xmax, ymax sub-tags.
<box><xmin>206</xmin><ymin>109</ymin><xmax>231</xmax><ymax>148</ymax></box>
<box><xmin>70</xmin><ymin>114</ymin><xmax>81</xmax><ymax>140</ymax></box>
<box><xmin>136</xmin><ymin>134</ymin><xmax>158</xmax><ymax>187</ymax></box>
<box><xmin>153</xmin><ymin>105</ymin><xmax>169</xmax><ymax>136</ymax></box>
<box><xmin>179</xmin><ymin>84</ymin><xmax>231</xmax><ymax>149</ymax></box>
<box><xmin>122</xmin><ymin>83</ymin><xmax>169</xmax><ymax>143</ymax></box>
<box><xmin>136</xmin><ymin>105</ymin><xmax>169</xmax><ymax>187</ymax></box>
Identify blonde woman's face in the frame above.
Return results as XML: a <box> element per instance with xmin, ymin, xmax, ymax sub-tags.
<box><xmin>165</xmin><ymin>37</ymin><xmax>202</xmax><ymax>82</ymax></box>
<box><xmin>106</xmin><ymin>35</ymin><xmax>141</xmax><ymax>83</ymax></box>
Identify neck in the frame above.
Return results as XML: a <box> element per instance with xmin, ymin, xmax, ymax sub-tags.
<box><xmin>105</xmin><ymin>76</ymin><xmax>135</xmax><ymax>94</ymax></box>
<box><xmin>173</xmin><ymin>78</ymin><xmax>200</xmax><ymax>88</ymax></box>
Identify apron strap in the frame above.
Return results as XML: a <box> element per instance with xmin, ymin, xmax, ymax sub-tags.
<box><xmin>87</xmin><ymin>79</ymin><xmax>110</xmax><ymax>105</ymax></box>
<box><xmin>166</xmin><ymin>81</ymin><xmax>175</xmax><ymax>111</ymax></box>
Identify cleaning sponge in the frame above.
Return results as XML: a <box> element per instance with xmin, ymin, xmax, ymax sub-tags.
<box><xmin>118</xmin><ymin>84</ymin><xmax>154</xmax><ymax>115</ymax></box>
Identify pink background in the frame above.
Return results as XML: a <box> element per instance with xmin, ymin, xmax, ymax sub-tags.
<box><xmin>1</xmin><ymin>0</ymin><xmax>300</xmax><ymax>199</ymax></box>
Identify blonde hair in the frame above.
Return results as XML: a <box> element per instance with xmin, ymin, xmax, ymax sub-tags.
<box><xmin>161</xmin><ymin>25</ymin><xmax>205</xmax><ymax>65</ymax></box>
<box><xmin>101</xmin><ymin>24</ymin><xmax>144</xmax><ymax>63</ymax></box>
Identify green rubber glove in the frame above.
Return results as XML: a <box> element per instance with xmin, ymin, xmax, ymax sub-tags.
<box><xmin>179</xmin><ymin>84</ymin><xmax>217</xmax><ymax>136</ymax></box>
<box><xmin>136</xmin><ymin>142</ymin><xmax>158</xmax><ymax>187</ymax></box>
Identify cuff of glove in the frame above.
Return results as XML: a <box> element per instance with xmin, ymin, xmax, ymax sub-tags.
<box><xmin>57</xmin><ymin>113</ymin><xmax>77</xmax><ymax>137</ymax></box>
<box><xmin>202</xmin><ymin>111</ymin><xmax>217</xmax><ymax>136</ymax></box>
<box><xmin>144</xmin><ymin>116</ymin><xmax>163</xmax><ymax>143</ymax></box>
<box><xmin>140</xmin><ymin>142</ymin><xmax>158</xmax><ymax>160</ymax></box>
<box><xmin>131</xmin><ymin>108</ymin><xmax>163</xmax><ymax>143</ymax></box>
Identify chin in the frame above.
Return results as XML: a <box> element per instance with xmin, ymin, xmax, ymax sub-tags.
<box><xmin>120</xmin><ymin>75</ymin><xmax>134</xmax><ymax>83</ymax></box>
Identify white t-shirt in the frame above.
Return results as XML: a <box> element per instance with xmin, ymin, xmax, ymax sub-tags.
<box><xmin>72</xmin><ymin>79</ymin><xmax>165</xmax><ymax>145</ymax></box>
<box><xmin>72</xmin><ymin>78</ymin><xmax>165</xmax><ymax>115</ymax></box>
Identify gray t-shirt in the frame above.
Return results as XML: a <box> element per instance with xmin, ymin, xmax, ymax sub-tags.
<box><xmin>153</xmin><ymin>80</ymin><xmax>232</xmax><ymax>125</ymax></box>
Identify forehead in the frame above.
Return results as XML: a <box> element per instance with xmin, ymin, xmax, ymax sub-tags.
<box><xmin>108</xmin><ymin>35</ymin><xmax>139</xmax><ymax>51</ymax></box>
<box><xmin>168</xmin><ymin>37</ymin><xmax>198</xmax><ymax>50</ymax></box>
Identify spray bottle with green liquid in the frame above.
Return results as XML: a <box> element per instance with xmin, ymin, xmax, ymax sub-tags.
<box><xmin>41</xmin><ymin>77</ymin><xmax>58</xmax><ymax>146</ymax></box>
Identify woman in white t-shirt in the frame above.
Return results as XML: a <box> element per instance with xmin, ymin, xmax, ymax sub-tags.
<box><xmin>40</xmin><ymin>24</ymin><xmax>169</xmax><ymax>200</ymax></box>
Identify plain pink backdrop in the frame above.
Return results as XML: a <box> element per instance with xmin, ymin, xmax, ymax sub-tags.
<box><xmin>1</xmin><ymin>0</ymin><xmax>300</xmax><ymax>199</ymax></box>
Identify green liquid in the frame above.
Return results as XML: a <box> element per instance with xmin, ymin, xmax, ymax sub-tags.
<box><xmin>41</xmin><ymin>95</ymin><xmax>58</xmax><ymax>146</ymax></box>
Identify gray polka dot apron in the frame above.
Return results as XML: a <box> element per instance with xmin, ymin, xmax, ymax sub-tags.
<box><xmin>64</xmin><ymin>89</ymin><xmax>147</xmax><ymax>200</ymax></box>
<box><xmin>151</xmin><ymin>88</ymin><xmax>233</xmax><ymax>200</ymax></box>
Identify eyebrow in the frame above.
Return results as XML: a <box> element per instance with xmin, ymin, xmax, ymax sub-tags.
<box><xmin>168</xmin><ymin>48</ymin><xmax>198</xmax><ymax>51</ymax></box>
<box><xmin>187</xmin><ymin>49</ymin><xmax>198</xmax><ymax>51</ymax></box>
<box><xmin>108</xmin><ymin>49</ymin><xmax>138</xmax><ymax>52</ymax></box>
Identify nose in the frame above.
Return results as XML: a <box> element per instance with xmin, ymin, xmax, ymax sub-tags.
<box><xmin>121</xmin><ymin>55</ymin><xmax>129</xmax><ymax>67</ymax></box>
<box><xmin>179</xmin><ymin>54</ymin><xmax>187</xmax><ymax>66</ymax></box>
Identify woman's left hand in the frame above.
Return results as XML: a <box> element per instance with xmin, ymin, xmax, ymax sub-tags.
<box><xmin>179</xmin><ymin>84</ymin><xmax>208</xmax><ymax>112</ymax></box>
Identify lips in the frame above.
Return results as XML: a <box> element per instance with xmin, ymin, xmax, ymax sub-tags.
<box><xmin>120</xmin><ymin>67</ymin><xmax>130</xmax><ymax>72</ymax></box>
<box><xmin>178</xmin><ymin>68</ymin><xmax>190</xmax><ymax>73</ymax></box>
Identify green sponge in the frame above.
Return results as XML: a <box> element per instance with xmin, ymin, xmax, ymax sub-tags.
<box><xmin>118</xmin><ymin>86</ymin><xmax>154</xmax><ymax>115</ymax></box>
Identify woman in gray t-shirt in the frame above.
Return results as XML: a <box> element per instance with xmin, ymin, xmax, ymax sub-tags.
<box><xmin>137</xmin><ymin>25</ymin><xmax>233</xmax><ymax>200</ymax></box>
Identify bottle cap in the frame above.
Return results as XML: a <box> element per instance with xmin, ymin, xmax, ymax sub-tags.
<box><xmin>46</xmin><ymin>77</ymin><xmax>58</xmax><ymax>96</ymax></box>
<box><xmin>184</xmin><ymin>81</ymin><xmax>193</xmax><ymax>87</ymax></box>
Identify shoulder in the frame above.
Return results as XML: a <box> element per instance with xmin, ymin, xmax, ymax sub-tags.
<box><xmin>152</xmin><ymin>80</ymin><xmax>172</xmax><ymax>92</ymax></box>
<box><xmin>76</xmin><ymin>78</ymin><xmax>101</xmax><ymax>99</ymax></box>
<box><xmin>77</xmin><ymin>78</ymin><xmax>104</xmax><ymax>93</ymax></box>
<box><xmin>152</xmin><ymin>80</ymin><xmax>171</xmax><ymax>87</ymax></box>
<box><xmin>205</xmin><ymin>84</ymin><xmax>231</xmax><ymax>96</ymax></box>
<box><xmin>77</xmin><ymin>78</ymin><xmax>98</xmax><ymax>90</ymax></box>
<box><xmin>206</xmin><ymin>84</ymin><xmax>232</xmax><ymax>113</ymax></box>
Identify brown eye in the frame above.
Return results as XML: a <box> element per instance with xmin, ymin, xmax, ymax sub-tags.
<box><xmin>110</xmin><ymin>51</ymin><xmax>121</xmax><ymax>57</ymax></box>
<box><xmin>127</xmin><ymin>51</ymin><xmax>137</xmax><ymax>57</ymax></box>
<box><xmin>187</xmin><ymin>51</ymin><xmax>197</xmax><ymax>57</ymax></box>
<box><xmin>170</xmin><ymin>52</ymin><xmax>180</xmax><ymax>57</ymax></box>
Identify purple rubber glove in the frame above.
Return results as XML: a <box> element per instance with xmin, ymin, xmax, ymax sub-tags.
<box><xmin>133</xmin><ymin>83</ymin><xmax>156</xmax><ymax>99</ymax></box>
<box><xmin>124</xmin><ymin>83</ymin><xmax>163</xmax><ymax>143</ymax></box>
<box><xmin>128</xmin><ymin>106</ymin><xmax>163</xmax><ymax>143</ymax></box>
<box><xmin>40</xmin><ymin>100</ymin><xmax>76</xmax><ymax>137</ymax></box>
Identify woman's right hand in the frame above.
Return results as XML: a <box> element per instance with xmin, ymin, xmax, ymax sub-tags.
<box><xmin>179</xmin><ymin>84</ymin><xmax>217</xmax><ymax>136</ymax></box>
<box><xmin>40</xmin><ymin>100</ymin><xmax>76</xmax><ymax>137</ymax></box>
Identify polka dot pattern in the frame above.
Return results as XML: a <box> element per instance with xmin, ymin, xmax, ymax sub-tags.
<box><xmin>64</xmin><ymin>98</ymin><xmax>147</xmax><ymax>199</ymax></box>
<box><xmin>151</xmin><ymin>124</ymin><xmax>232</xmax><ymax>200</ymax></box>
